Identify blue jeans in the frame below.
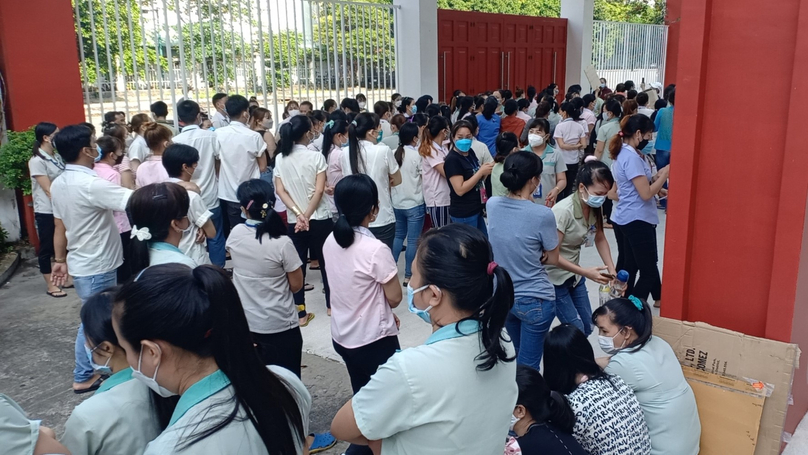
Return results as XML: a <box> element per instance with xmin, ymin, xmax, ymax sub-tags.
<box><xmin>72</xmin><ymin>270</ymin><xmax>117</xmax><ymax>382</ymax></box>
<box><xmin>450</xmin><ymin>213</ymin><xmax>488</xmax><ymax>237</ymax></box>
<box><xmin>393</xmin><ymin>204</ymin><xmax>425</xmax><ymax>278</ymax></box>
<box><xmin>208</xmin><ymin>205</ymin><xmax>227</xmax><ymax>267</ymax></box>
<box><xmin>655</xmin><ymin>149</ymin><xmax>670</xmax><ymax>210</ymax></box>
<box><xmin>504</xmin><ymin>297</ymin><xmax>555</xmax><ymax>370</ymax></box>
<box><xmin>554</xmin><ymin>277</ymin><xmax>592</xmax><ymax>336</ymax></box>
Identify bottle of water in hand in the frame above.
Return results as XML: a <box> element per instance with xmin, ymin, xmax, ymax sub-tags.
<box><xmin>599</xmin><ymin>270</ymin><xmax>629</xmax><ymax>305</ymax></box>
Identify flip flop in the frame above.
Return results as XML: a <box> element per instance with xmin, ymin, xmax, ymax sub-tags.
<box><xmin>304</xmin><ymin>283</ymin><xmax>314</xmax><ymax>292</ymax></box>
<box><xmin>309</xmin><ymin>264</ymin><xmax>320</xmax><ymax>270</ymax></box>
<box><xmin>62</xmin><ymin>284</ymin><xmax>75</xmax><ymax>289</ymax></box>
<box><xmin>46</xmin><ymin>290</ymin><xmax>68</xmax><ymax>298</ymax></box>
<box><xmin>300</xmin><ymin>313</ymin><xmax>315</xmax><ymax>327</ymax></box>
<box><xmin>73</xmin><ymin>376</ymin><xmax>104</xmax><ymax>395</ymax></box>
<box><xmin>309</xmin><ymin>432</ymin><xmax>337</xmax><ymax>454</ymax></box>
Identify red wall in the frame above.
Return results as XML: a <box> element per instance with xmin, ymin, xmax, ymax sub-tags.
<box><xmin>661</xmin><ymin>0</ymin><xmax>808</xmax><ymax>434</ymax></box>
<box><xmin>0</xmin><ymin>0</ymin><xmax>85</xmax><ymax>131</ymax></box>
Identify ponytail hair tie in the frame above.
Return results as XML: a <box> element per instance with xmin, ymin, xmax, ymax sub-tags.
<box><xmin>324</xmin><ymin>120</ymin><xmax>334</xmax><ymax>129</ymax></box>
<box><xmin>618</xmin><ymin>131</ymin><xmax>624</xmax><ymax>137</ymax></box>
<box><xmin>487</xmin><ymin>261</ymin><xmax>498</xmax><ymax>276</ymax></box>
<box><xmin>246</xmin><ymin>200</ymin><xmax>254</xmax><ymax>211</ymax></box>
<box><xmin>628</xmin><ymin>295</ymin><xmax>644</xmax><ymax>311</ymax></box>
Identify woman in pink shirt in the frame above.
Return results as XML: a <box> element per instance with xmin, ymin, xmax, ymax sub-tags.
<box><xmin>94</xmin><ymin>136</ymin><xmax>133</xmax><ymax>281</ymax></box>
<box><xmin>322</xmin><ymin>174</ymin><xmax>402</xmax><ymax>455</ymax></box>
<box><xmin>418</xmin><ymin>116</ymin><xmax>452</xmax><ymax>228</ymax></box>
<box><xmin>321</xmin><ymin>118</ymin><xmax>349</xmax><ymax>220</ymax></box>
<box><xmin>134</xmin><ymin>123</ymin><xmax>172</xmax><ymax>188</ymax></box>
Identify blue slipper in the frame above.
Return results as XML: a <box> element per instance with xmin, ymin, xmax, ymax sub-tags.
<box><xmin>309</xmin><ymin>431</ymin><xmax>337</xmax><ymax>453</ymax></box>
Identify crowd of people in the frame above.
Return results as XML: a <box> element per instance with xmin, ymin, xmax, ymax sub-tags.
<box><xmin>0</xmin><ymin>79</ymin><xmax>697</xmax><ymax>455</ymax></box>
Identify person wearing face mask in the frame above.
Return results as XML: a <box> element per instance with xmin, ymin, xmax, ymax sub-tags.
<box><xmin>508</xmin><ymin>365</ymin><xmax>587</xmax><ymax>455</ymax></box>
<box><xmin>356</xmin><ymin>93</ymin><xmax>368</xmax><ymax>112</ymax></box>
<box><xmin>475</xmin><ymin>97</ymin><xmax>502</xmax><ymax>156</ymax></box>
<box><xmin>321</xmin><ymin>119</ymin><xmax>350</xmax><ymax>221</ymax></box>
<box><xmin>342</xmin><ymin>113</ymin><xmax>402</xmax><ymax>251</ymax></box>
<box><xmin>546</xmin><ymin>161</ymin><xmax>616</xmax><ymax>336</ymax></box>
<box><xmin>322</xmin><ymin>175</ymin><xmax>402</xmax><ymax>455</ymax></box>
<box><xmin>487</xmin><ymin>151</ymin><xmax>560</xmax><ymax>369</ymax></box>
<box><xmin>306</xmin><ymin>110</ymin><xmax>327</xmax><ymax>152</ymax></box>
<box><xmin>609</xmin><ymin>115</ymin><xmax>669</xmax><ymax>308</ymax></box>
<box><xmin>94</xmin><ymin>136</ymin><xmax>134</xmax><ymax>281</ymax></box>
<box><xmin>135</xmin><ymin>123</ymin><xmax>173</xmax><ymax>188</ymax></box>
<box><xmin>112</xmin><ymin>263</ymin><xmax>311</xmax><ymax>454</ymax></box>
<box><xmin>283</xmin><ymin>100</ymin><xmax>301</xmax><ymax>121</ymax></box>
<box><xmin>381</xmin><ymin>113</ymin><xmax>406</xmax><ymax>151</ymax></box>
<box><xmin>418</xmin><ymin>115</ymin><xmax>452</xmax><ymax>228</ymax></box>
<box><xmin>331</xmin><ymin>223</ymin><xmax>518</xmax><ymax>455</ymax></box>
<box><xmin>444</xmin><ymin>120</ymin><xmax>494</xmax><ymax>234</ymax></box>
<box><xmin>391</xmin><ymin>123</ymin><xmax>425</xmax><ymax>287</ymax></box>
<box><xmin>210</xmin><ymin>93</ymin><xmax>230</xmax><ymax>129</ymax></box>
<box><xmin>593</xmin><ymin>297</ymin><xmax>700</xmax><ymax>455</ymax></box>
<box><xmin>63</xmin><ymin>287</ymin><xmax>166</xmax><ymax>455</ymax></box>
<box><xmin>521</xmin><ymin>118</ymin><xmax>567</xmax><ymax>207</ymax></box>
<box><xmin>50</xmin><ymin>125</ymin><xmax>134</xmax><ymax>394</ymax></box>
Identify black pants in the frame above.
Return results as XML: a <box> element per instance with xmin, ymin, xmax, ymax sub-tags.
<box><xmin>560</xmin><ymin>163</ymin><xmax>579</xmax><ymax>200</ymax></box>
<box><xmin>118</xmin><ymin>231</ymin><xmax>132</xmax><ymax>282</ymax></box>
<box><xmin>369</xmin><ymin>222</ymin><xmax>395</xmax><ymax>252</ymax></box>
<box><xmin>288</xmin><ymin>218</ymin><xmax>334</xmax><ymax>316</ymax></box>
<box><xmin>613</xmin><ymin>220</ymin><xmax>662</xmax><ymax>302</ymax></box>
<box><xmin>34</xmin><ymin>213</ymin><xmax>55</xmax><ymax>275</ymax></box>
<box><xmin>221</xmin><ymin>199</ymin><xmax>244</xmax><ymax>239</ymax></box>
<box><xmin>603</xmin><ymin>199</ymin><xmax>614</xmax><ymax>224</ymax></box>
<box><xmin>333</xmin><ymin>335</ymin><xmax>401</xmax><ymax>455</ymax></box>
<box><xmin>252</xmin><ymin>327</ymin><xmax>303</xmax><ymax>378</ymax></box>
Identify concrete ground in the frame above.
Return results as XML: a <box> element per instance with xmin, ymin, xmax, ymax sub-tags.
<box><xmin>0</xmin><ymin>212</ymin><xmax>665</xmax><ymax>454</ymax></box>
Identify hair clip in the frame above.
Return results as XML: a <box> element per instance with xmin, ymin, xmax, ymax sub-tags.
<box><xmin>618</xmin><ymin>131</ymin><xmax>624</xmax><ymax>137</ymax></box>
<box><xmin>246</xmin><ymin>200</ymin><xmax>254</xmax><ymax>211</ymax></box>
<box><xmin>351</xmin><ymin>120</ymin><xmax>357</xmax><ymax>126</ymax></box>
<box><xmin>628</xmin><ymin>295</ymin><xmax>644</xmax><ymax>311</ymax></box>
<box><xmin>152</xmin><ymin>193</ymin><xmax>168</xmax><ymax>200</ymax></box>
<box><xmin>325</xmin><ymin>120</ymin><xmax>334</xmax><ymax>129</ymax></box>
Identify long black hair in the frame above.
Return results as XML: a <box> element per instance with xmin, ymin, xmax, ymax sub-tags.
<box><xmin>481</xmin><ymin>96</ymin><xmax>499</xmax><ymax>120</ymax></box>
<box><xmin>347</xmin><ymin>112</ymin><xmax>380</xmax><ymax>174</ymax></box>
<box><xmin>333</xmin><ymin>174</ymin><xmax>378</xmax><ymax>249</ymax></box>
<box><xmin>544</xmin><ymin>324</ymin><xmax>612</xmax><ymax>395</ymax></box>
<box><xmin>236</xmin><ymin>179</ymin><xmax>287</xmax><ymax>243</ymax></box>
<box><xmin>321</xmin><ymin>119</ymin><xmax>348</xmax><ymax>161</ymax></box>
<box><xmin>127</xmin><ymin>182</ymin><xmax>190</xmax><ymax>274</ymax></box>
<box><xmin>394</xmin><ymin>122</ymin><xmax>420</xmax><ymax>167</ymax></box>
<box><xmin>592</xmin><ymin>298</ymin><xmax>653</xmax><ymax>352</ymax></box>
<box><xmin>416</xmin><ymin>224</ymin><xmax>515</xmax><ymax>371</ymax></box>
<box><xmin>277</xmin><ymin>115</ymin><xmax>312</xmax><ymax>157</ymax></box>
<box><xmin>32</xmin><ymin>122</ymin><xmax>58</xmax><ymax>160</ymax></box>
<box><xmin>494</xmin><ymin>132</ymin><xmax>519</xmax><ymax>164</ymax></box>
<box><xmin>516</xmin><ymin>365</ymin><xmax>576</xmax><ymax>433</ymax></box>
<box><xmin>113</xmin><ymin>264</ymin><xmax>305</xmax><ymax>452</ymax></box>
<box><xmin>397</xmin><ymin>96</ymin><xmax>414</xmax><ymax>114</ymax></box>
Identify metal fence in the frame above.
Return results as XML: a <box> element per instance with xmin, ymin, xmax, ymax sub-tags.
<box><xmin>72</xmin><ymin>0</ymin><xmax>399</xmax><ymax>129</ymax></box>
<box><xmin>592</xmin><ymin>20</ymin><xmax>668</xmax><ymax>88</ymax></box>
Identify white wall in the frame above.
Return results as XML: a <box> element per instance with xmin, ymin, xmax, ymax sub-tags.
<box><xmin>561</xmin><ymin>0</ymin><xmax>594</xmax><ymax>92</ymax></box>
<box><xmin>0</xmin><ymin>187</ymin><xmax>20</xmax><ymax>242</ymax></box>
<box><xmin>394</xmin><ymin>0</ymin><xmax>438</xmax><ymax>98</ymax></box>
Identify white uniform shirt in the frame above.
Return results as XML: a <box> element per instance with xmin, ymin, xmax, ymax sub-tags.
<box><xmin>554</xmin><ymin>118</ymin><xmax>587</xmax><ymax>165</ymax></box>
<box><xmin>128</xmin><ymin>135</ymin><xmax>149</xmax><ymax>163</ymax></box>
<box><xmin>28</xmin><ymin>151</ymin><xmax>65</xmax><ymax>214</ymax></box>
<box><xmin>215</xmin><ymin>121</ymin><xmax>267</xmax><ymax>202</ymax></box>
<box><xmin>63</xmin><ymin>368</ymin><xmax>161</xmax><ymax>455</ymax></box>
<box><xmin>148</xmin><ymin>242</ymin><xmax>198</xmax><ymax>269</ymax></box>
<box><xmin>340</xmin><ymin>140</ymin><xmax>400</xmax><ymax>227</ymax></box>
<box><xmin>166</xmin><ymin>178</ymin><xmax>213</xmax><ymax>266</ymax></box>
<box><xmin>471</xmin><ymin>138</ymin><xmax>494</xmax><ymax>165</ymax></box>
<box><xmin>274</xmin><ymin>144</ymin><xmax>331</xmax><ymax>224</ymax></box>
<box><xmin>391</xmin><ymin>145</ymin><xmax>424</xmax><ymax>210</ymax></box>
<box><xmin>211</xmin><ymin>111</ymin><xmax>230</xmax><ymax>129</ymax></box>
<box><xmin>352</xmin><ymin>321</ymin><xmax>518</xmax><ymax>455</ymax></box>
<box><xmin>173</xmin><ymin>125</ymin><xmax>223</xmax><ymax>210</ymax></box>
<box><xmin>144</xmin><ymin>366</ymin><xmax>310</xmax><ymax>455</ymax></box>
<box><xmin>380</xmin><ymin>119</ymin><xmax>393</xmax><ymax>139</ymax></box>
<box><xmin>51</xmin><ymin>165</ymin><xmax>132</xmax><ymax>277</ymax></box>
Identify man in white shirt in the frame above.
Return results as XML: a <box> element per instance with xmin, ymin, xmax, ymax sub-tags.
<box><xmin>173</xmin><ymin>99</ymin><xmax>226</xmax><ymax>266</ymax></box>
<box><xmin>374</xmin><ymin>101</ymin><xmax>393</xmax><ymax>139</ymax></box>
<box><xmin>215</xmin><ymin>95</ymin><xmax>268</xmax><ymax>233</ymax></box>
<box><xmin>211</xmin><ymin>92</ymin><xmax>230</xmax><ymax>129</ymax></box>
<box><xmin>637</xmin><ymin>92</ymin><xmax>655</xmax><ymax>117</ymax></box>
<box><xmin>50</xmin><ymin>125</ymin><xmax>133</xmax><ymax>394</ymax></box>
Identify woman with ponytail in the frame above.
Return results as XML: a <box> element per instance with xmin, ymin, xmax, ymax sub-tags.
<box><xmin>112</xmin><ymin>263</ymin><xmax>310</xmax><ymax>454</ymax></box>
<box><xmin>332</xmin><ymin>223</ymin><xmax>517</xmax><ymax>454</ymax></box>
<box><xmin>274</xmin><ymin>114</ymin><xmax>332</xmax><ymax>326</ymax></box>
<box><xmin>320</xmin><ymin>118</ymin><xmax>349</xmax><ymax>219</ymax></box>
<box><xmin>609</xmin><ymin>114</ymin><xmax>669</xmax><ymax>308</ymax></box>
<box><xmin>226</xmin><ymin>179</ymin><xmax>305</xmax><ymax>377</ymax></box>
<box><xmin>475</xmin><ymin>96</ymin><xmax>501</xmax><ymax>155</ymax></box>
<box><xmin>127</xmin><ymin>182</ymin><xmax>196</xmax><ymax>274</ymax></box>
<box><xmin>509</xmin><ymin>365</ymin><xmax>586</xmax><ymax>455</ymax></box>
<box><xmin>418</xmin><ymin>115</ymin><xmax>452</xmax><ymax>228</ymax></box>
<box><xmin>28</xmin><ymin>122</ymin><xmax>68</xmax><ymax>297</ymax></box>
<box><xmin>391</xmin><ymin>122</ymin><xmax>425</xmax><ymax>286</ymax></box>
<box><xmin>341</xmin><ymin>112</ymin><xmax>402</xmax><ymax>250</ymax></box>
<box><xmin>95</xmin><ymin>136</ymin><xmax>134</xmax><ymax>281</ymax></box>
<box><xmin>487</xmin><ymin>151</ymin><xmax>560</xmax><ymax>369</ymax></box>
<box><xmin>593</xmin><ymin>298</ymin><xmax>700</xmax><ymax>455</ymax></box>
<box><xmin>135</xmin><ymin>123</ymin><xmax>173</xmax><ymax>187</ymax></box>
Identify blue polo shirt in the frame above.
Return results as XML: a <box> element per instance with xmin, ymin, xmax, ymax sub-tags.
<box><xmin>653</xmin><ymin>106</ymin><xmax>674</xmax><ymax>151</ymax></box>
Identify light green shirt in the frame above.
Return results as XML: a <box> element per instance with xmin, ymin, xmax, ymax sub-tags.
<box><xmin>144</xmin><ymin>366</ymin><xmax>310</xmax><ymax>455</ymax></box>
<box><xmin>597</xmin><ymin>117</ymin><xmax>621</xmax><ymax>168</ymax></box>
<box><xmin>523</xmin><ymin>145</ymin><xmax>568</xmax><ymax>206</ymax></box>
<box><xmin>491</xmin><ymin>163</ymin><xmax>507</xmax><ymax>197</ymax></box>
<box><xmin>352</xmin><ymin>320</ymin><xmax>518</xmax><ymax>455</ymax></box>
<box><xmin>63</xmin><ymin>368</ymin><xmax>161</xmax><ymax>455</ymax></box>
<box><xmin>0</xmin><ymin>394</ymin><xmax>39</xmax><ymax>455</ymax></box>
<box><xmin>546</xmin><ymin>193</ymin><xmax>598</xmax><ymax>286</ymax></box>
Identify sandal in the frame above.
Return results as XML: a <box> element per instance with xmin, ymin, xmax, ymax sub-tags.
<box><xmin>46</xmin><ymin>290</ymin><xmax>68</xmax><ymax>298</ymax></box>
<box><xmin>300</xmin><ymin>313</ymin><xmax>315</xmax><ymax>327</ymax></box>
<box><xmin>309</xmin><ymin>432</ymin><xmax>337</xmax><ymax>454</ymax></box>
<box><xmin>304</xmin><ymin>283</ymin><xmax>314</xmax><ymax>292</ymax></box>
<box><xmin>73</xmin><ymin>376</ymin><xmax>104</xmax><ymax>395</ymax></box>
<box><xmin>309</xmin><ymin>264</ymin><xmax>320</xmax><ymax>270</ymax></box>
<box><xmin>62</xmin><ymin>283</ymin><xmax>74</xmax><ymax>289</ymax></box>
<box><xmin>402</xmin><ymin>277</ymin><xmax>410</xmax><ymax>287</ymax></box>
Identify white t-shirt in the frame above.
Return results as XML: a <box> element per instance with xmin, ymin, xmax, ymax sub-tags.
<box><xmin>340</xmin><ymin>140</ymin><xmax>400</xmax><ymax>227</ymax></box>
<box><xmin>638</xmin><ymin>106</ymin><xmax>655</xmax><ymax>118</ymax></box>
<box><xmin>28</xmin><ymin>152</ymin><xmax>64</xmax><ymax>214</ymax></box>
<box><xmin>391</xmin><ymin>145</ymin><xmax>424</xmax><ymax>210</ymax></box>
<box><xmin>380</xmin><ymin>119</ymin><xmax>393</xmax><ymax>139</ymax></box>
<box><xmin>51</xmin><ymin>165</ymin><xmax>132</xmax><ymax>276</ymax></box>
<box><xmin>554</xmin><ymin>118</ymin><xmax>587</xmax><ymax>165</ymax></box>
<box><xmin>173</xmin><ymin>125</ymin><xmax>222</xmax><ymax>210</ymax></box>
<box><xmin>226</xmin><ymin>223</ymin><xmax>302</xmax><ymax>334</ymax></box>
<box><xmin>166</xmin><ymin>179</ymin><xmax>213</xmax><ymax>266</ymax></box>
<box><xmin>307</xmin><ymin>135</ymin><xmax>325</xmax><ymax>152</ymax></box>
<box><xmin>211</xmin><ymin>110</ymin><xmax>230</xmax><ymax>129</ymax></box>
<box><xmin>127</xmin><ymin>135</ymin><xmax>149</xmax><ymax>163</ymax></box>
<box><xmin>215</xmin><ymin>121</ymin><xmax>267</xmax><ymax>202</ymax></box>
<box><xmin>274</xmin><ymin>144</ymin><xmax>331</xmax><ymax>223</ymax></box>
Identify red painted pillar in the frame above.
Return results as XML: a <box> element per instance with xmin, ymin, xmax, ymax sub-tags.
<box><xmin>661</xmin><ymin>0</ymin><xmax>808</xmax><ymax>436</ymax></box>
<box><xmin>664</xmin><ymin>0</ymin><xmax>681</xmax><ymax>84</ymax></box>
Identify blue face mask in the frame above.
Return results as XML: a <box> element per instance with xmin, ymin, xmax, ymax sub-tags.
<box><xmin>407</xmin><ymin>284</ymin><xmax>432</xmax><ymax>324</ymax></box>
<box><xmin>455</xmin><ymin>138</ymin><xmax>473</xmax><ymax>152</ymax></box>
<box><xmin>583</xmin><ymin>188</ymin><xmax>607</xmax><ymax>208</ymax></box>
<box><xmin>411</xmin><ymin>105</ymin><xmax>418</xmax><ymax>114</ymax></box>
<box><xmin>376</xmin><ymin>129</ymin><xmax>383</xmax><ymax>143</ymax></box>
<box><xmin>94</xmin><ymin>145</ymin><xmax>104</xmax><ymax>163</ymax></box>
<box><xmin>85</xmin><ymin>344</ymin><xmax>112</xmax><ymax>375</ymax></box>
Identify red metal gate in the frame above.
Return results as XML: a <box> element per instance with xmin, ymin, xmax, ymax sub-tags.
<box><xmin>437</xmin><ymin>9</ymin><xmax>567</xmax><ymax>103</ymax></box>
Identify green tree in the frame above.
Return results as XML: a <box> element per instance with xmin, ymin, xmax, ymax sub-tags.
<box><xmin>594</xmin><ymin>0</ymin><xmax>665</xmax><ymax>24</ymax></box>
<box><xmin>437</xmin><ymin>0</ymin><xmax>664</xmax><ymax>24</ymax></box>
<box><xmin>181</xmin><ymin>21</ymin><xmax>254</xmax><ymax>89</ymax></box>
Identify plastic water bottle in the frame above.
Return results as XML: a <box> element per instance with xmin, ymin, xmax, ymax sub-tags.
<box><xmin>611</xmin><ymin>270</ymin><xmax>630</xmax><ymax>298</ymax></box>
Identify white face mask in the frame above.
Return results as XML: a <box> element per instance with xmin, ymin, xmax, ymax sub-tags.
<box><xmin>288</xmin><ymin>109</ymin><xmax>300</xmax><ymax>118</ymax></box>
<box><xmin>598</xmin><ymin>330</ymin><xmax>626</xmax><ymax>355</ymax></box>
<box><xmin>358</xmin><ymin>101</ymin><xmax>366</xmax><ymax>109</ymax></box>
<box><xmin>394</xmin><ymin>100</ymin><xmax>402</xmax><ymax>108</ymax></box>
<box><xmin>131</xmin><ymin>344</ymin><xmax>177</xmax><ymax>397</ymax></box>
<box><xmin>528</xmin><ymin>133</ymin><xmax>544</xmax><ymax>147</ymax></box>
<box><xmin>262</xmin><ymin>119</ymin><xmax>274</xmax><ymax>130</ymax></box>
<box><xmin>509</xmin><ymin>414</ymin><xmax>520</xmax><ymax>432</ymax></box>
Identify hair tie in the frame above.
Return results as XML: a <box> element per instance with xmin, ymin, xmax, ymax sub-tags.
<box><xmin>618</xmin><ymin>131</ymin><xmax>624</xmax><ymax>137</ymax></box>
<box><xmin>204</xmin><ymin>328</ymin><xmax>213</xmax><ymax>339</ymax></box>
<box><xmin>246</xmin><ymin>200</ymin><xmax>254</xmax><ymax>211</ymax></box>
<box><xmin>628</xmin><ymin>295</ymin><xmax>644</xmax><ymax>311</ymax></box>
<box><xmin>487</xmin><ymin>261</ymin><xmax>498</xmax><ymax>276</ymax></box>
<box><xmin>325</xmin><ymin>120</ymin><xmax>334</xmax><ymax>129</ymax></box>
<box><xmin>260</xmin><ymin>203</ymin><xmax>268</xmax><ymax>219</ymax></box>
<box><xmin>130</xmin><ymin>226</ymin><xmax>152</xmax><ymax>241</ymax></box>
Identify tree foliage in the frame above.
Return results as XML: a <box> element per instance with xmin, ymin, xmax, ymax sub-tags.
<box><xmin>437</xmin><ymin>0</ymin><xmax>664</xmax><ymax>24</ymax></box>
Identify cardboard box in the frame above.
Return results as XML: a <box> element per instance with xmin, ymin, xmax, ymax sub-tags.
<box><xmin>655</xmin><ymin>317</ymin><xmax>800</xmax><ymax>455</ymax></box>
